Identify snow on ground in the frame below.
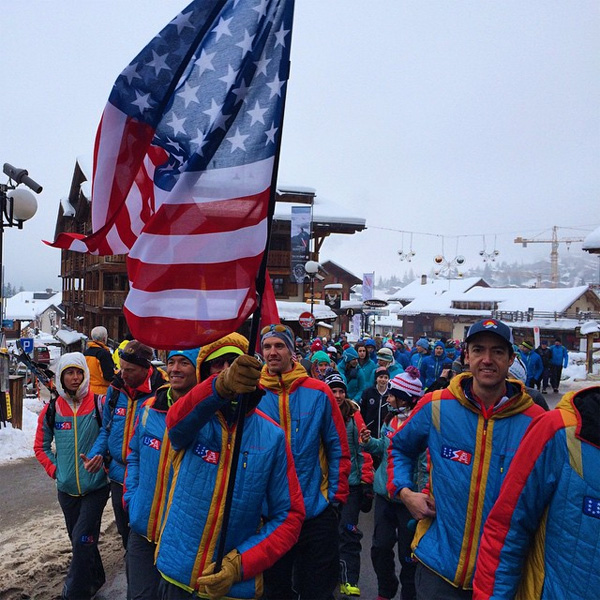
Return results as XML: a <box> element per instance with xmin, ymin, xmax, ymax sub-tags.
<box><xmin>0</xmin><ymin>396</ymin><xmax>45</xmax><ymax>465</ymax></box>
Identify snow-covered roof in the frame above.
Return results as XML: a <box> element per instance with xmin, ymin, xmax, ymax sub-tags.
<box><xmin>397</xmin><ymin>284</ymin><xmax>592</xmax><ymax>317</ymax></box>
<box><xmin>389</xmin><ymin>277</ymin><xmax>487</xmax><ymax>302</ymax></box>
<box><xmin>76</xmin><ymin>154</ymin><xmax>92</xmax><ymax>181</ymax></box>
<box><xmin>55</xmin><ymin>329</ymin><xmax>87</xmax><ymax>346</ymax></box>
<box><xmin>583</xmin><ymin>226</ymin><xmax>600</xmax><ymax>253</ymax></box>
<box><xmin>60</xmin><ymin>196</ymin><xmax>75</xmax><ymax>217</ymax></box>
<box><xmin>462</xmin><ymin>285</ymin><xmax>591</xmax><ymax>312</ymax></box>
<box><xmin>277</xmin><ymin>184</ymin><xmax>317</xmax><ymax>195</ymax></box>
<box><xmin>5</xmin><ymin>291</ymin><xmax>62</xmax><ymax>320</ymax></box>
<box><xmin>276</xmin><ymin>300</ymin><xmax>337</xmax><ymax>321</ymax></box>
<box><xmin>273</xmin><ymin>194</ymin><xmax>365</xmax><ymax>228</ymax></box>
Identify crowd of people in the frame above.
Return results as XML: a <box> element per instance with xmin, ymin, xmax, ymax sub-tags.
<box><xmin>32</xmin><ymin>319</ymin><xmax>598</xmax><ymax>600</ymax></box>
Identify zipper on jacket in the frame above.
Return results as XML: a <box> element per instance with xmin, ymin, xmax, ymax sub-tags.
<box><xmin>499</xmin><ymin>454</ymin><xmax>505</xmax><ymax>474</ymax></box>
<box><xmin>459</xmin><ymin>417</ymin><xmax>488</xmax><ymax>587</ymax></box>
<box><xmin>197</xmin><ymin>423</ymin><xmax>235</xmax><ymax>580</ymax></box>
<box><xmin>73</xmin><ymin>406</ymin><xmax>82</xmax><ymax>495</ymax></box>
<box><xmin>242</xmin><ymin>451</ymin><xmax>248</xmax><ymax>469</ymax></box>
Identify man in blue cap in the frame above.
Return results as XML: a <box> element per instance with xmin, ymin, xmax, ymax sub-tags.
<box><xmin>388</xmin><ymin>318</ymin><xmax>545</xmax><ymax>599</ymax></box>
<box><xmin>124</xmin><ymin>346</ymin><xmax>200</xmax><ymax>599</ymax></box>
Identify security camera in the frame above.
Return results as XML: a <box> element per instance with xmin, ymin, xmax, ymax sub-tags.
<box><xmin>456</xmin><ymin>255</ymin><xmax>465</xmax><ymax>265</ymax></box>
<box><xmin>434</xmin><ymin>255</ymin><xmax>444</xmax><ymax>265</ymax></box>
<box><xmin>3</xmin><ymin>163</ymin><xmax>43</xmax><ymax>194</ymax></box>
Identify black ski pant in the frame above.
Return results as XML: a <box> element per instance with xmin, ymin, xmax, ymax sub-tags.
<box><xmin>264</xmin><ymin>503</ymin><xmax>339</xmax><ymax>600</ymax></box>
<box><xmin>415</xmin><ymin>562</ymin><xmax>472</xmax><ymax>600</ymax></box>
<box><xmin>110</xmin><ymin>479</ymin><xmax>130</xmax><ymax>549</ymax></box>
<box><xmin>338</xmin><ymin>485</ymin><xmax>363</xmax><ymax>587</ymax></box>
<box><xmin>550</xmin><ymin>364</ymin><xmax>563</xmax><ymax>391</ymax></box>
<box><xmin>370</xmin><ymin>495</ymin><xmax>417</xmax><ymax>600</ymax></box>
<box><xmin>127</xmin><ymin>530</ymin><xmax>161</xmax><ymax>600</ymax></box>
<box><xmin>58</xmin><ymin>484</ymin><xmax>110</xmax><ymax>600</ymax></box>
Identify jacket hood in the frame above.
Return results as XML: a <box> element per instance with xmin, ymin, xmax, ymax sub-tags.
<box><xmin>55</xmin><ymin>352</ymin><xmax>90</xmax><ymax>401</ymax></box>
<box><xmin>556</xmin><ymin>386</ymin><xmax>600</xmax><ymax>447</ymax></box>
<box><xmin>196</xmin><ymin>333</ymin><xmax>249</xmax><ymax>381</ymax></box>
<box><xmin>447</xmin><ymin>372</ymin><xmax>534</xmax><ymax>418</ymax></box>
<box><xmin>260</xmin><ymin>360</ymin><xmax>308</xmax><ymax>392</ymax></box>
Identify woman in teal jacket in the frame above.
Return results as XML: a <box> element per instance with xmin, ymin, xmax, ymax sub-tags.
<box><xmin>34</xmin><ymin>353</ymin><xmax>109</xmax><ymax>600</ymax></box>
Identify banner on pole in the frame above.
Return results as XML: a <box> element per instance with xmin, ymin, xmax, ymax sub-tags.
<box><xmin>290</xmin><ymin>206</ymin><xmax>311</xmax><ymax>283</ymax></box>
<box><xmin>362</xmin><ymin>272</ymin><xmax>374</xmax><ymax>301</ymax></box>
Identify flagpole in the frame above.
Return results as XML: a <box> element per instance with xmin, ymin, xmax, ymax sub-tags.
<box><xmin>214</xmin><ymin>6</ymin><xmax>295</xmax><ymax>571</ymax></box>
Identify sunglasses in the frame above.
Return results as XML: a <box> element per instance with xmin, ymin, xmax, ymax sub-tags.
<box><xmin>206</xmin><ymin>353</ymin><xmax>240</xmax><ymax>370</ymax></box>
<box><xmin>260</xmin><ymin>324</ymin><xmax>290</xmax><ymax>336</ymax></box>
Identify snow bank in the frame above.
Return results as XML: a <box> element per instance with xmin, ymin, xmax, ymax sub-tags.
<box><xmin>0</xmin><ymin>398</ymin><xmax>42</xmax><ymax>465</ymax></box>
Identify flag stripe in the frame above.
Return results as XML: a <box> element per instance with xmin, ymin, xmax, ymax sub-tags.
<box><xmin>153</xmin><ymin>157</ymin><xmax>275</xmax><ymax>207</ymax></box>
<box><xmin>128</xmin><ymin>219</ymin><xmax>267</xmax><ymax>265</ymax></box>
<box><xmin>127</xmin><ymin>255</ymin><xmax>262</xmax><ymax>292</ymax></box>
<box><xmin>142</xmin><ymin>190</ymin><xmax>270</xmax><ymax>236</ymax></box>
<box><xmin>125</xmin><ymin>287</ymin><xmax>251</xmax><ymax>320</ymax></box>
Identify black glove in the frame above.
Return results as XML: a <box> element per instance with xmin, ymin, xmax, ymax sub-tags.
<box><xmin>360</xmin><ymin>483</ymin><xmax>374</xmax><ymax>513</ymax></box>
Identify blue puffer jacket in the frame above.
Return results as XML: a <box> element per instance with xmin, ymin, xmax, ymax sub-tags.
<box><xmin>89</xmin><ymin>367</ymin><xmax>167</xmax><ymax>483</ymax></box>
<box><xmin>410</xmin><ymin>351</ymin><xmax>429</xmax><ymax>385</ymax></box>
<box><xmin>474</xmin><ymin>388</ymin><xmax>600</xmax><ymax>599</ymax></box>
<box><xmin>388</xmin><ymin>373</ymin><xmax>545</xmax><ymax>590</ymax></box>
<box><xmin>156</xmin><ymin>377</ymin><xmax>305</xmax><ymax>598</ymax></box>
<box><xmin>519</xmin><ymin>349</ymin><xmax>544</xmax><ymax>386</ymax></box>
<box><xmin>423</xmin><ymin>342</ymin><xmax>448</xmax><ymax>389</ymax></box>
<box><xmin>259</xmin><ymin>361</ymin><xmax>350</xmax><ymax>519</ymax></box>
<box><xmin>548</xmin><ymin>344</ymin><xmax>568</xmax><ymax>368</ymax></box>
<box><xmin>123</xmin><ymin>385</ymin><xmax>172</xmax><ymax>542</ymax></box>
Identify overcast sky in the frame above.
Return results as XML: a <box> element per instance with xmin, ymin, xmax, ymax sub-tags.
<box><xmin>1</xmin><ymin>0</ymin><xmax>598</xmax><ymax>291</ymax></box>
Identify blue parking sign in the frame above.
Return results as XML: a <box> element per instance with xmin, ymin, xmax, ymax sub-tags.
<box><xmin>20</xmin><ymin>338</ymin><xmax>34</xmax><ymax>354</ymax></box>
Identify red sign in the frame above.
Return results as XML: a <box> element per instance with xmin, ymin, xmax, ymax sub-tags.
<box><xmin>299</xmin><ymin>312</ymin><xmax>315</xmax><ymax>330</ymax></box>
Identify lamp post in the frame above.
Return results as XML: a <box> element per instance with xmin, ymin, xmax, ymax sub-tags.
<box><xmin>304</xmin><ymin>260</ymin><xmax>320</xmax><ymax>337</ymax></box>
<box><xmin>0</xmin><ymin>163</ymin><xmax>42</xmax><ymax>322</ymax></box>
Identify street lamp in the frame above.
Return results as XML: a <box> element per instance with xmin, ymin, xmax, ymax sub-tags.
<box><xmin>0</xmin><ymin>163</ymin><xmax>42</xmax><ymax>320</ymax></box>
<box><xmin>304</xmin><ymin>260</ymin><xmax>320</xmax><ymax>337</ymax></box>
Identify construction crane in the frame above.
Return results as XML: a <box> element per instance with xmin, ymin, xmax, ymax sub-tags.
<box><xmin>514</xmin><ymin>226</ymin><xmax>584</xmax><ymax>288</ymax></box>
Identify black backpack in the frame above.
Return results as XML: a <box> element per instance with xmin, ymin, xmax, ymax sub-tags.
<box><xmin>45</xmin><ymin>393</ymin><xmax>103</xmax><ymax>431</ymax></box>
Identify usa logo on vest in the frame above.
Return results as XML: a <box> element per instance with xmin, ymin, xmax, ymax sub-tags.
<box><xmin>441</xmin><ymin>445</ymin><xmax>472</xmax><ymax>465</ymax></box>
<box><xmin>142</xmin><ymin>435</ymin><xmax>161</xmax><ymax>451</ymax></box>
<box><xmin>193</xmin><ymin>443</ymin><xmax>220</xmax><ymax>465</ymax></box>
<box><xmin>115</xmin><ymin>407</ymin><xmax>127</xmax><ymax>417</ymax></box>
<box><xmin>583</xmin><ymin>496</ymin><xmax>600</xmax><ymax>519</ymax></box>
<box><xmin>55</xmin><ymin>421</ymin><xmax>72</xmax><ymax>430</ymax></box>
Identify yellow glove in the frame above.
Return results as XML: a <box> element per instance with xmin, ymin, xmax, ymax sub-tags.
<box><xmin>215</xmin><ymin>355</ymin><xmax>261</xmax><ymax>399</ymax></box>
<box><xmin>197</xmin><ymin>550</ymin><xmax>242</xmax><ymax>600</ymax></box>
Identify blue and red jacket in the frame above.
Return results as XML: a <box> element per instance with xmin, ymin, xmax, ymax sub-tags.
<box><xmin>258</xmin><ymin>361</ymin><xmax>351</xmax><ymax>519</ymax></box>
<box><xmin>474</xmin><ymin>388</ymin><xmax>600</xmax><ymax>600</ymax></box>
<box><xmin>123</xmin><ymin>385</ymin><xmax>172</xmax><ymax>543</ymax></box>
<box><xmin>387</xmin><ymin>372</ymin><xmax>544</xmax><ymax>589</ymax></box>
<box><xmin>156</xmin><ymin>376</ymin><xmax>305</xmax><ymax>598</ymax></box>
<box><xmin>89</xmin><ymin>367</ymin><xmax>167</xmax><ymax>484</ymax></box>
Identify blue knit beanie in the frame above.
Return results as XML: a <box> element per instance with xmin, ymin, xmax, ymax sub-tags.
<box><xmin>416</xmin><ymin>338</ymin><xmax>430</xmax><ymax>350</ymax></box>
<box><xmin>167</xmin><ymin>347</ymin><xmax>201</xmax><ymax>366</ymax></box>
<box><xmin>343</xmin><ymin>347</ymin><xmax>359</xmax><ymax>361</ymax></box>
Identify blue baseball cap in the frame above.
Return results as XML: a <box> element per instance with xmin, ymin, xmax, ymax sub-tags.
<box><xmin>465</xmin><ymin>319</ymin><xmax>514</xmax><ymax>349</ymax></box>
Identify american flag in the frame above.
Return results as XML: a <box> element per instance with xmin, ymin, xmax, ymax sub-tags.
<box><xmin>49</xmin><ymin>0</ymin><xmax>293</xmax><ymax>349</ymax></box>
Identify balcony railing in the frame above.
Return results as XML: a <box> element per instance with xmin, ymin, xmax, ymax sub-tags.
<box><xmin>493</xmin><ymin>310</ymin><xmax>600</xmax><ymax>323</ymax></box>
<box><xmin>83</xmin><ymin>290</ymin><xmax>127</xmax><ymax>308</ymax></box>
<box><xmin>267</xmin><ymin>250</ymin><xmax>290</xmax><ymax>269</ymax></box>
